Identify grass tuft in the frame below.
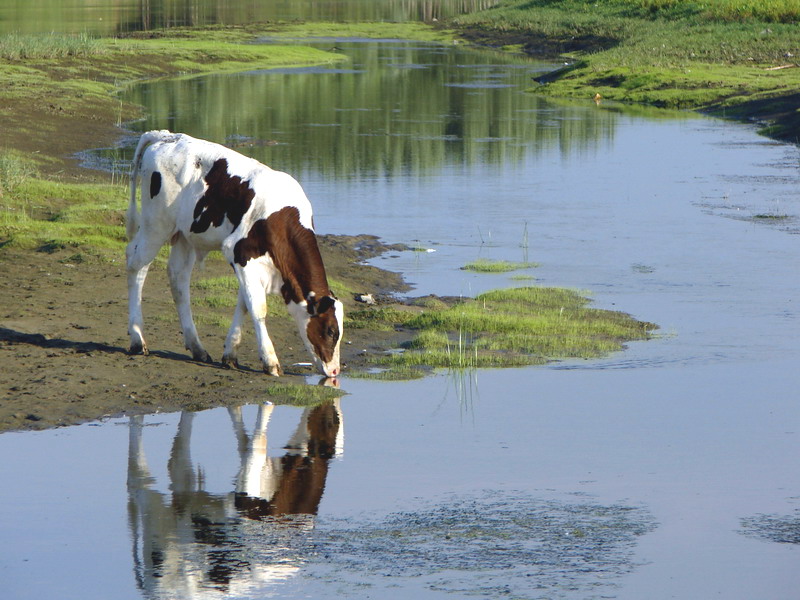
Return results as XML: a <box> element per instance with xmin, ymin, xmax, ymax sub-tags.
<box><xmin>0</xmin><ymin>32</ymin><xmax>104</xmax><ymax>60</ymax></box>
<box><xmin>356</xmin><ymin>286</ymin><xmax>657</xmax><ymax>378</ymax></box>
<box><xmin>264</xmin><ymin>384</ymin><xmax>344</xmax><ymax>406</ymax></box>
<box><xmin>0</xmin><ymin>151</ymin><xmax>38</xmax><ymax>195</ymax></box>
<box><xmin>462</xmin><ymin>258</ymin><xmax>539</xmax><ymax>273</ymax></box>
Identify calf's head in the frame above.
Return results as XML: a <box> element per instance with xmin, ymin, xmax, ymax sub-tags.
<box><xmin>296</xmin><ymin>292</ymin><xmax>343</xmax><ymax>378</ymax></box>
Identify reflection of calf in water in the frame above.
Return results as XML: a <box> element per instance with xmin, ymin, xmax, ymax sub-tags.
<box><xmin>232</xmin><ymin>400</ymin><xmax>342</xmax><ymax>519</ymax></box>
<box><xmin>127</xmin><ymin>400</ymin><xmax>342</xmax><ymax>599</ymax></box>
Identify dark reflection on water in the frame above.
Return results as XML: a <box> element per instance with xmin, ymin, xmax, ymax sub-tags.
<box><xmin>0</xmin><ymin>0</ymin><xmax>500</xmax><ymax>35</ymax></box>
<box><xmin>127</xmin><ymin>401</ymin><xmax>342</xmax><ymax>599</ymax></box>
<box><xmin>92</xmin><ymin>40</ymin><xmax>627</xmax><ymax>180</ymax></box>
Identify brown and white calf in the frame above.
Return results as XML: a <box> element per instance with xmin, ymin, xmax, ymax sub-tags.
<box><xmin>126</xmin><ymin>130</ymin><xmax>343</xmax><ymax>378</ymax></box>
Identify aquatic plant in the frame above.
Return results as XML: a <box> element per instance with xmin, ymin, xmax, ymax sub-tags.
<box><xmin>315</xmin><ymin>490</ymin><xmax>657</xmax><ymax>597</ymax></box>
<box><xmin>461</xmin><ymin>258</ymin><xmax>539</xmax><ymax>273</ymax></box>
<box><xmin>264</xmin><ymin>383</ymin><xmax>344</xmax><ymax>406</ymax></box>
<box><xmin>358</xmin><ymin>286</ymin><xmax>657</xmax><ymax>377</ymax></box>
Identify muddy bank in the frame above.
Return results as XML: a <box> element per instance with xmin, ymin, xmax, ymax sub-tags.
<box><xmin>0</xmin><ymin>235</ymin><xmax>410</xmax><ymax>433</ymax></box>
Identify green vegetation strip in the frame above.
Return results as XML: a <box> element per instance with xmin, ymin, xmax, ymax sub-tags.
<box><xmin>0</xmin><ymin>173</ymin><xmax>129</xmax><ymax>259</ymax></box>
<box><xmin>353</xmin><ymin>286</ymin><xmax>657</xmax><ymax>379</ymax></box>
<box><xmin>264</xmin><ymin>384</ymin><xmax>344</xmax><ymax>407</ymax></box>
<box><xmin>462</xmin><ymin>258</ymin><xmax>539</xmax><ymax>273</ymax></box>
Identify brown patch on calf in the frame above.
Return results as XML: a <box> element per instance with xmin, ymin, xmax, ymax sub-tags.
<box><xmin>190</xmin><ymin>158</ymin><xmax>255</xmax><ymax>234</ymax></box>
<box><xmin>305</xmin><ymin>300</ymin><xmax>340</xmax><ymax>364</ymax></box>
<box><xmin>149</xmin><ymin>171</ymin><xmax>162</xmax><ymax>199</ymax></box>
<box><xmin>233</xmin><ymin>206</ymin><xmax>330</xmax><ymax>304</ymax></box>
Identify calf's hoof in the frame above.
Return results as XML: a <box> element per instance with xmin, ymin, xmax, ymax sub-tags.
<box><xmin>186</xmin><ymin>345</ymin><xmax>214</xmax><ymax>362</ymax></box>
<box><xmin>265</xmin><ymin>364</ymin><xmax>284</xmax><ymax>377</ymax></box>
<box><xmin>129</xmin><ymin>342</ymin><xmax>149</xmax><ymax>356</ymax></box>
<box><xmin>191</xmin><ymin>349</ymin><xmax>213</xmax><ymax>363</ymax></box>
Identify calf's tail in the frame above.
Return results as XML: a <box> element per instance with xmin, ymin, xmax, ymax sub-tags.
<box><xmin>126</xmin><ymin>130</ymin><xmax>178</xmax><ymax>241</ymax></box>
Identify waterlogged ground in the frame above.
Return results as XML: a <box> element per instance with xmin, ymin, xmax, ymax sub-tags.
<box><xmin>2</xmin><ymin>38</ymin><xmax>800</xmax><ymax>599</ymax></box>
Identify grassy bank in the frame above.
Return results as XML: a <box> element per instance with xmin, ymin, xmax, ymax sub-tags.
<box><xmin>452</xmin><ymin>0</ymin><xmax>800</xmax><ymax>140</ymax></box>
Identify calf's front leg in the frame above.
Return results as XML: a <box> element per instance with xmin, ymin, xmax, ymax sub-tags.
<box><xmin>236</xmin><ymin>265</ymin><xmax>283</xmax><ymax>376</ymax></box>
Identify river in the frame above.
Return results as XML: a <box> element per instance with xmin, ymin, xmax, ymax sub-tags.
<box><xmin>1</xmin><ymin>3</ymin><xmax>799</xmax><ymax>599</ymax></box>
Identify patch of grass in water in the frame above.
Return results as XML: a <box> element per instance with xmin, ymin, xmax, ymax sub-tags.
<box><xmin>264</xmin><ymin>383</ymin><xmax>344</xmax><ymax>407</ymax></box>
<box><xmin>346</xmin><ymin>365</ymin><xmax>428</xmax><ymax>381</ymax></box>
<box><xmin>740</xmin><ymin>510</ymin><xmax>800</xmax><ymax>545</ymax></box>
<box><xmin>314</xmin><ymin>490</ymin><xmax>657</xmax><ymax>597</ymax></box>
<box><xmin>462</xmin><ymin>258</ymin><xmax>539</xmax><ymax>273</ymax></box>
<box><xmin>369</xmin><ymin>286</ymin><xmax>656</xmax><ymax>376</ymax></box>
<box><xmin>752</xmin><ymin>213</ymin><xmax>791</xmax><ymax>221</ymax></box>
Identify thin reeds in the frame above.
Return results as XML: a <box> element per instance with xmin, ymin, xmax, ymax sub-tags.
<box><xmin>0</xmin><ymin>32</ymin><xmax>103</xmax><ymax>60</ymax></box>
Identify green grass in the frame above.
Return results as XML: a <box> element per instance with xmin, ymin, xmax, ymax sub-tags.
<box><xmin>0</xmin><ymin>32</ymin><xmax>104</xmax><ymax>60</ymax></box>
<box><xmin>0</xmin><ymin>173</ymin><xmax>129</xmax><ymax>258</ymax></box>
<box><xmin>256</xmin><ymin>21</ymin><xmax>460</xmax><ymax>43</ymax></box>
<box><xmin>346</xmin><ymin>306</ymin><xmax>419</xmax><ymax>331</ymax></box>
<box><xmin>326</xmin><ymin>275</ymin><xmax>358</xmax><ymax>300</ymax></box>
<box><xmin>346</xmin><ymin>365</ymin><xmax>429</xmax><ymax>381</ymax></box>
<box><xmin>193</xmin><ymin>274</ymin><xmax>291</xmax><ymax>318</ymax></box>
<box><xmin>356</xmin><ymin>286</ymin><xmax>657</xmax><ymax>377</ymax></box>
<box><xmin>264</xmin><ymin>384</ymin><xmax>345</xmax><ymax>406</ymax></box>
<box><xmin>0</xmin><ymin>150</ymin><xmax>39</xmax><ymax>194</ymax></box>
<box><xmin>462</xmin><ymin>258</ymin><xmax>539</xmax><ymax>273</ymax></box>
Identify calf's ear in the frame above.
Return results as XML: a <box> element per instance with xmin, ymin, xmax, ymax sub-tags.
<box><xmin>316</xmin><ymin>295</ymin><xmax>336</xmax><ymax>314</ymax></box>
<box><xmin>306</xmin><ymin>291</ymin><xmax>336</xmax><ymax>316</ymax></box>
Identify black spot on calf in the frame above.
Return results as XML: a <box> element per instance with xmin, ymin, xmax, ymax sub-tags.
<box><xmin>149</xmin><ymin>171</ymin><xmax>162</xmax><ymax>199</ymax></box>
<box><xmin>190</xmin><ymin>158</ymin><xmax>255</xmax><ymax>234</ymax></box>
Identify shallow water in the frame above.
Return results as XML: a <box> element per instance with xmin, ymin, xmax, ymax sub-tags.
<box><xmin>3</xmin><ymin>34</ymin><xmax>800</xmax><ymax>600</ymax></box>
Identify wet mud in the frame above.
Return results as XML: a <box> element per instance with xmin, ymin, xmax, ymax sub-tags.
<box><xmin>0</xmin><ymin>234</ymin><xmax>410</xmax><ymax>433</ymax></box>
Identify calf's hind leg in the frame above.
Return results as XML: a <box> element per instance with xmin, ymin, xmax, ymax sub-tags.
<box><xmin>222</xmin><ymin>289</ymin><xmax>248</xmax><ymax>369</ymax></box>
<box><xmin>126</xmin><ymin>232</ymin><xmax>166</xmax><ymax>355</ymax></box>
<box><xmin>167</xmin><ymin>235</ymin><xmax>212</xmax><ymax>363</ymax></box>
